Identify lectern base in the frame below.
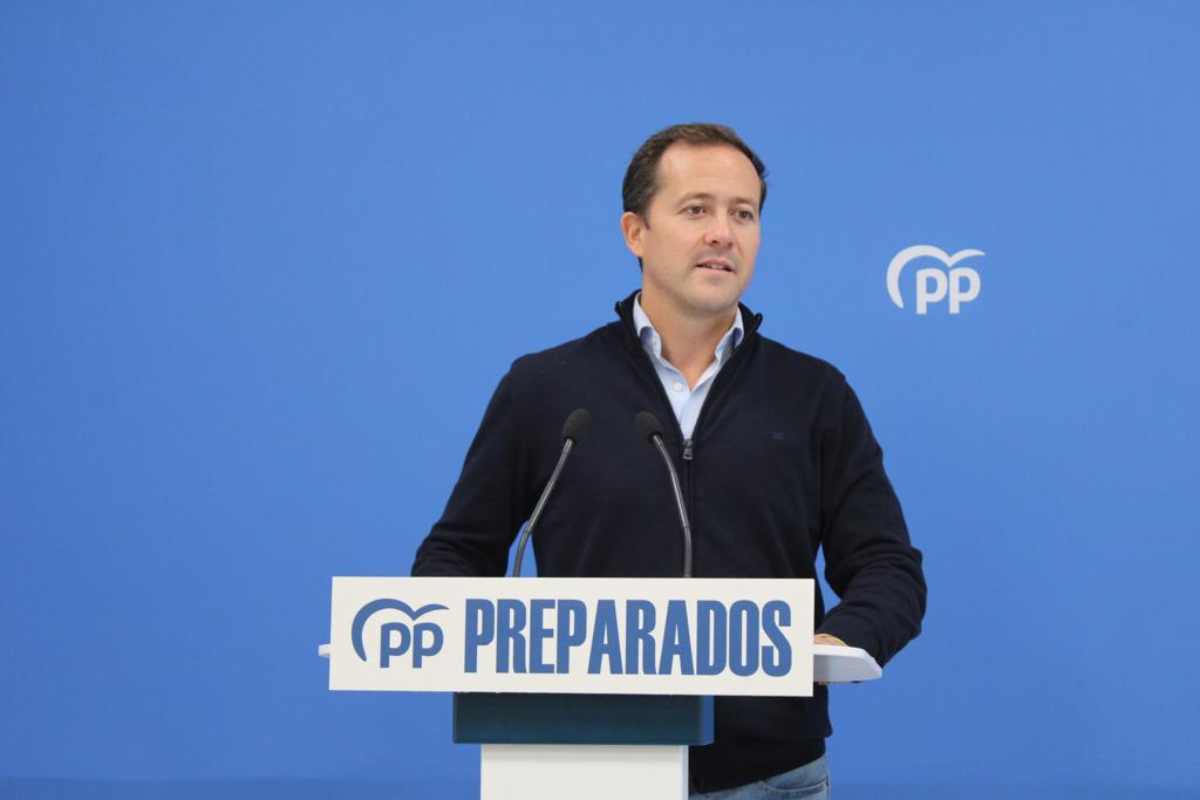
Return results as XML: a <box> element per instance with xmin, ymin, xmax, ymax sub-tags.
<box><xmin>481</xmin><ymin>743</ymin><xmax>687</xmax><ymax>800</ymax></box>
<box><xmin>454</xmin><ymin>693</ymin><xmax>713</xmax><ymax>745</ymax></box>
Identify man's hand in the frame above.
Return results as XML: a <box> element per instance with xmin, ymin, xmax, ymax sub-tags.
<box><xmin>813</xmin><ymin>633</ymin><xmax>847</xmax><ymax>647</ymax></box>
<box><xmin>814</xmin><ymin>633</ymin><xmax>847</xmax><ymax>686</ymax></box>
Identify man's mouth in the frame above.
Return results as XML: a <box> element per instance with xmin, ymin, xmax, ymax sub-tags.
<box><xmin>696</xmin><ymin>260</ymin><xmax>735</xmax><ymax>273</ymax></box>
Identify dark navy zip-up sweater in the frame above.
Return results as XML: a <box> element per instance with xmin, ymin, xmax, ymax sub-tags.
<box><xmin>412</xmin><ymin>291</ymin><xmax>926</xmax><ymax>792</ymax></box>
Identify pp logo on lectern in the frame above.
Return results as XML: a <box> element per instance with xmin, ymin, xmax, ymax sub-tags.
<box><xmin>351</xmin><ymin>599</ymin><xmax>447</xmax><ymax>669</ymax></box>
<box><xmin>887</xmin><ymin>245</ymin><xmax>985</xmax><ymax>315</ymax></box>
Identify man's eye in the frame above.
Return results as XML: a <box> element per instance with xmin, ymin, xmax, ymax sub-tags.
<box><xmin>736</xmin><ymin>209</ymin><xmax>756</xmax><ymax>221</ymax></box>
<box><xmin>685</xmin><ymin>205</ymin><xmax>705</xmax><ymax>215</ymax></box>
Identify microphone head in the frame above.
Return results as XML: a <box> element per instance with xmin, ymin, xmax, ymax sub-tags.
<box><xmin>635</xmin><ymin>410</ymin><xmax>664</xmax><ymax>442</ymax></box>
<box><xmin>562</xmin><ymin>408</ymin><xmax>592</xmax><ymax>442</ymax></box>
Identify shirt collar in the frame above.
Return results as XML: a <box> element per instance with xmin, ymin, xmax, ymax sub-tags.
<box><xmin>633</xmin><ymin>293</ymin><xmax>744</xmax><ymax>364</ymax></box>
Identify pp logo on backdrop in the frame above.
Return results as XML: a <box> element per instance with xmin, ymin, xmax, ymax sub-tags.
<box><xmin>887</xmin><ymin>245</ymin><xmax>984</xmax><ymax>315</ymax></box>
<box><xmin>352</xmin><ymin>599</ymin><xmax>447</xmax><ymax>669</ymax></box>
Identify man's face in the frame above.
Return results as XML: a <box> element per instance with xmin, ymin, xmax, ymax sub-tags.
<box><xmin>621</xmin><ymin>142</ymin><xmax>762</xmax><ymax>320</ymax></box>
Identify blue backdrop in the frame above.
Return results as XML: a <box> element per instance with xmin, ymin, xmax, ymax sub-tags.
<box><xmin>3</xmin><ymin>3</ymin><xmax>1198</xmax><ymax>798</ymax></box>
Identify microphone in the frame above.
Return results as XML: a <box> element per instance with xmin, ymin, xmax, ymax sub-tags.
<box><xmin>635</xmin><ymin>411</ymin><xmax>694</xmax><ymax>578</ymax></box>
<box><xmin>510</xmin><ymin>408</ymin><xmax>592</xmax><ymax>577</ymax></box>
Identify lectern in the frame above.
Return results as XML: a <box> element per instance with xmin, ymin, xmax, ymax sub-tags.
<box><xmin>321</xmin><ymin>576</ymin><xmax>880</xmax><ymax>800</ymax></box>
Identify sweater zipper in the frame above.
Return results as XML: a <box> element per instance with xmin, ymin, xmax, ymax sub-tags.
<box><xmin>674</xmin><ymin>317</ymin><xmax>759</xmax><ymax>533</ymax></box>
<box><xmin>622</xmin><ymin>339</ymin><xmax>695</xmax><ymax>535</ymax></box>
<box><xmin>617</xmin><ymin>303</ymin><xmax>763</xmax><ymax>572</ymax></box>
<box><xmin>627</xmin><ymin>315</ymin><xmax>762</xmax><ymax>460</ymax></box>
<box><xmin>683</xmin><ymin>315</ymin><xmax>760</xmax><ymax>450</ymax></box>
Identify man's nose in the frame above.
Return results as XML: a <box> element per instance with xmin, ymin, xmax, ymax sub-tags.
<box><xmin>705</xmin><ymin>213</ymin><xmax>734</xmax><ymax>247</ymax></box>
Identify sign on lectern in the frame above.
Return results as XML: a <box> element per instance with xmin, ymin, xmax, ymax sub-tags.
<box><xmin>327</xmin><ymin>577</ymin><xmax>815</xmax><ymax>696</ymax></box>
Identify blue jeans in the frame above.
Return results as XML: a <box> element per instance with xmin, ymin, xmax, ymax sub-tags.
<box><xmin>689</xmin><ymin>754</ymin><xmax>830</xmax><ymax>800</ymax></box>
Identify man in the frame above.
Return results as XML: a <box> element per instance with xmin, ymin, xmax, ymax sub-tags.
<box><xmin>412</xmin><ymin>123</ymin><xmax>926</xmax><ymax>798</ymax></box>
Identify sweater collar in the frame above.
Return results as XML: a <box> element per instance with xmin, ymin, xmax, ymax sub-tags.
<box><xmin>614</xmin><ymin>289</ymin><xmax>763</xmax><ymax>349</ymax></box>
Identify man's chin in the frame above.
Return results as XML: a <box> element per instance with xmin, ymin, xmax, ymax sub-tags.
<box><xmin>643</xmin><ymin>279</ymin><xmax>744</xmax><ymax>321</ymax></box>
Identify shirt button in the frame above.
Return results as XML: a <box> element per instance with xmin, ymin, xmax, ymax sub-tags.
<box><xmin>673</xmin><ymin>381</ymin><xmax>685</xmax><ymax>392</ymax></box>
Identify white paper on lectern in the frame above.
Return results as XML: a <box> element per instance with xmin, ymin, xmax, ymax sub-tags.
<box><xmin>812</xmin><ymin>644</ymin><xmax>881</xmax><ymax>683</ymax></box>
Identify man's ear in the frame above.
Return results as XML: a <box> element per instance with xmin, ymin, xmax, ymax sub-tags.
<box><xmin>620</xmin><ymin>211</ymin><xmax>646</xmax><ymax>259</ymax></box>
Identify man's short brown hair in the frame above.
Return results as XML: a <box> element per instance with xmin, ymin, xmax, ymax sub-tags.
<box><xmin>622</xmin><ymin>123</ymin><xmax>769</xmax><ymax>222</ymax></box>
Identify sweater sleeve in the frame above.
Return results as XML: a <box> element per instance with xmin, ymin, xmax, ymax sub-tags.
<box><xmin>815</xmin><ymin>372</ymin><xmax>926</xmax><ymax>666</ymax></box>
<box><xmin>411</xmin><ymin>369</ymin><xmax>533</xmax><ymax>577</ymax></box>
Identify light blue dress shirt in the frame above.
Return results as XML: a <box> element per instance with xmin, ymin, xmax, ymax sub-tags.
<box><xmin>633</xmin><ymin>294</ymin><xmax>744</xmax><ymax>440</ymax></box>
